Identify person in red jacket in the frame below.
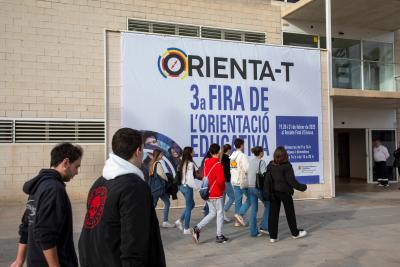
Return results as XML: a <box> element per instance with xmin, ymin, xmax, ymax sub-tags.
<box><xmin>191</xmin><ymin>143</ymin><xmax>228</xmax><ymax>244</ymax></box>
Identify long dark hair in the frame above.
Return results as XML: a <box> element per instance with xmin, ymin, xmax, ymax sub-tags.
<box><xmin>219</xmin><ymin>144</ymin><xmax>231</xmax><ymax>161</ymax></box>
<box><xmin>179</xmin><ymin>147</ymin><xmax>194</xmax><ymax>178</ymax></box>
<box><xmin>149</xmin><ymin>149</ymin><xmax>163</xmax><ymax>176</ymax></box>
<box><xmin>273</xmin><ymin>146</ymin><xmax>289</xmax><ymax>165</ymax></box>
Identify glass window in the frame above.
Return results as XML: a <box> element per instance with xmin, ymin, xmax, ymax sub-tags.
<box><xmin>363</xmin><ymin>41</ymin><xmax>393</xmax><ymax>62</ymax></box>
<box><xmin>283</xmin><ymin>32</ymin><xmax>318</xmax><ymax>48</ymax></box>
<box><xmin>333</xmin><ymin>58</ymin><xmax>361</xmax><ymax>89</ymax></box>
<box><xmin>363</xmin><ymin>62</ymin><xmax>394</xmax><ymax>91</ymax></box>
<box><xmin>320</xmin><ymin>36</ymin><xmax>326</xmax><ymax>49</ymax></box>
<box><xmin>332</xmin><ymin>38</ymin><xmax>361</xmax><ymax>59</ymax></box>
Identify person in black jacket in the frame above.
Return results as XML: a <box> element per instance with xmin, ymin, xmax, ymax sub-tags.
<box><xmin>78</xmin><ymin>128</ymin><xmax>166</xmax><ymax>267</ymax></box>
<box><xmin>268</xmin><ymin>146</ymin><xmax>307</xmax><ymax>243</ymax></box>
<box><xmin>11</xmin><ymin>143</ymin><xmax>83</xmax><ymax>267</ymax></box>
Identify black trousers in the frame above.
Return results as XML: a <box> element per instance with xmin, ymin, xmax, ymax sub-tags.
<box><xmin>375</xmin><ymin>161</ymin><xmax>388</xmax><ymax>185</ymax></box>
<box><xmin>268</xmin><ymin>191</ymin><xmax>300</xmax><ymax>239</ymax></box>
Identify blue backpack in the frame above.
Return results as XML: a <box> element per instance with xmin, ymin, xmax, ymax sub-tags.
<box><xmin>148</xmin><ymin>162</ymin><xmax>166</xmax><ymax>200</ymax></box>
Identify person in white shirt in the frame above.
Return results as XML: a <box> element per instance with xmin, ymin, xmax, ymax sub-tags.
<box><xmin>373</xmin><ymin>139</ymin><xmax>390</xmax><ymax>187</ymax></box>
<box><xmin>230</xmin><ymin>138</ymin><xmax>250</xmax><ymax>227</ymax></box>
<box><xmin>175</xmin><ymin>147</ymin><xmax>198</xmax><ymax>234</ymax></box>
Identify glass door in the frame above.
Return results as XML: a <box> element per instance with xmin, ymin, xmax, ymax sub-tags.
<box><xmin>367</xmin><ymin>130</ymin><xmax>397</xmax><ymax>183</ymax></box>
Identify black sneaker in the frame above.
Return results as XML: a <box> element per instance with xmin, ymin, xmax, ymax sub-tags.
<box><xmin>216</xmin><ymin>235</ymin><xmax>229</xmax><ymax>243</ymax></box>
<box><xmin>191</xmin><ymin>226</ymin><xmax>200</xmax><ymax>244</ymax></box>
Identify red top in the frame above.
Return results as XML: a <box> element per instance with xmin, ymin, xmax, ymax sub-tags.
<box><xmin>203</xmin><ymin>157</ymin><xmax>225</xmax><ymax>199</ymax></box>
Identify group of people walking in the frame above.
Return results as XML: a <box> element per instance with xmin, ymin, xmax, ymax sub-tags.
<box><xmin>11</xmin><ymin>127</ymin><xmax>308</xmax><ymax>267</ymax></box>
<box><xmin>152</xmin><ymin>138</ymin><xmax>308</xmax><ymax>244</ymax></box>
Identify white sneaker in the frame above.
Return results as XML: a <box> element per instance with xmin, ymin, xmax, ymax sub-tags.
<box><xmin>270</xmin><ymin>238</ymin><xmax>279</xmax><ymax>243</ymax></box>
<box><xmin>183</xmin><ymin>228</ymin><xmax>191</xmax><ymax>235</ymax></box>
<box><xmin>175</xmin><ymin>219</ymin><xmax>183</xmax><ymax>230</ymax></box>
<box><xmin>162</xmin><ymin>221</ymin><xmax>176</xmax><ymax>228</ymax></box>
<box><xmin>293</xmin><ymin>230</ymin><xmax>307</xmax><ymax>239</ymax></box>
<box><xmin>259</xmin><ymin>228</ymin><xmax>269</xmax><ymax>235</ymax></box>
<box><xmin>234</xmin><ymin>222</ymin><xmax>241</xmax><ymax>227</ymax></box>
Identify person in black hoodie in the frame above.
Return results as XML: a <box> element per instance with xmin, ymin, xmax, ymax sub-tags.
<box><xmin>268</xmin><ymin>146</ymin><xmax>308</xmax><ymax>243</ymax></box>
<box><xmin>78</xmin><ymin>128</ymin><xmax>166</xmax><ymax>267</ymax></box>
<box><xmin>11</xmin><ymin>143</ymin><xmax>83</xmax><ymax>267</ymax></box>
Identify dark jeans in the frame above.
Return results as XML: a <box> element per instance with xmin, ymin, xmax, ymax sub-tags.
<box><xmin>375</xmin><ymin>161</ymin><xmax>388</xmax><ymax>185</ymax></box>
<box><xmin>269</xmin><ymin>191</ymin><xmax>300</xmax><ymax>239</ymax></box>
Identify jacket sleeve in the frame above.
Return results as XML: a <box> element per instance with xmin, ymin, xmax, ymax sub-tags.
<box><xmin>241</xmin><ymin>154</ymin><xmax>250</xmax><ymax>173</ymax></box>
<box><xmin>285</xmin><ymin>165</ymin><xmax>307</xmax><ymax>192</ymax></box>
<box><xmin>260</xmin><ymin>160</ymin><xmax>268</xmax><ymax>174</ymax></box>
<box><xmin>216</xmin><ymin>164</ymin><xmax>225</xmax><ymax>192</ymax></box>
<box><xmin>33</xmin><ymin>186</ymin><xmax>67</xmax><ymax>250</ymax></box>
<box><xmin>18</xmin><ymin>206</ymin><xmax>29</xmax><ymax>244</ymax></box>
<box><xmin>119</xmin><ymin>182</ymin><xmax>153</xmax><ymax>266</ymax></box>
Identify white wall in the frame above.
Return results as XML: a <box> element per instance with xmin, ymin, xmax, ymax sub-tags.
<box><xmin>334</xmin><ymin>107</ymin><xmax>396</xmax><ymax>129</ymax></box>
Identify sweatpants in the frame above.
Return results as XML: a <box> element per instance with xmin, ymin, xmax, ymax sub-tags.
<box><xmin>269</xmin><ymin>191</ymin><xmax>300</xmax><ymax>239</ymax></box>
<box><xmin>197</xmin><ymin>198</ymin><xmax>224</xmax><ymax>236</ymax></box>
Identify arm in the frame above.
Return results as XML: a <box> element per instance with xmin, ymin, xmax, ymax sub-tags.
<box><xmin>156</xmin><ymin>162</ymin><xmax>168</xmax><ymax>181</ymax></box>
<box><xmin>383</xmin><ymin>147</ymin><xmax>390</xmax><ymax>160</ymax></box>
<box><xmin>216</xmin><ymin>164</ymin><xmax>225</xmax><ymax>192</ymax></box>
<box><xmin>241</xmin><ymin>154</ymin><xmax>250</xmax><ymax>173</ymax></box>
<box><xmin>42</xmin><ymin>247</ymin><xmax>60</xmax><ymax>267</ymax></box>
<box><xmin>10</xmin><ymin>243</ymin><xmax>27</xmax><ymax>267</ymax></box>
<box><xmin>33</xmin><ymin>186</ymin><xmax>66</xmax><ymax>265</ymax></box>
<box><xmin>120</xmin><ymin>182</ymin><xmax>152</xmax><ymax>266</ymax></box>
<box><xmin>285</xmin><ymin>165</ymin><xmax>307</xmax><ymax>192</ymax></box>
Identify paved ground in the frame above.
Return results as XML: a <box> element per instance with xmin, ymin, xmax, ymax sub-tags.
<box><xmin>1</xmin><ymin>184</ymin><xmax>400</xmax><ymax>267</ymax></box>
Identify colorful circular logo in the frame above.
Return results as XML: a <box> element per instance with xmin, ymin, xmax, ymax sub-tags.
<box><xmin>158</xmin><ymin>48</ymin><xmax>188</xmax><ymax>80</ymax></box>
<box><xmin>83</xmin><ymin>186</ymin><xmax>107</xmax><ymax>229</ymax></box>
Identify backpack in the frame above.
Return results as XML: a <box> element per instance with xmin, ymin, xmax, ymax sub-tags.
<box><xmin>255</xmin><ymin>160</ymin><xmax>265</xmax><ymax>190</ymax></box>
<box><xmin>199</xmin><ymin>161</ymin><xmax>219</xmax><ymax>201</ymax></box>
<box><xmin>262</xmin><ymin>164</ymin><xmax>275</xmax><ymax>201</ymax></box>
<box><xmin>147</xmin><ymin>162</ymin><xmax>166</xmax><ymax>200</ymax></box>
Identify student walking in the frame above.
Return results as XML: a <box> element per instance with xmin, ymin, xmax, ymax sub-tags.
<box><xmin>236</xmin><ymin>146</ymin><xmax>270</xmax><ymax>237</ymax></box>
<box><xmin>230</xmin><ymin>138</ymin><xmax>250</xmax><ymax>227</ymax></box>
<box><xmin>11</xmin><ymin>143</ymin><xmax>83</xmax><ymax>267</ymax></box>
<box><xmin>78</xmin><ymin>128</ymin><xmax>165</xmax><ymax>266</ymax></box>
<box><xmin>268</xmin><ymin>147</ymin><xmax>308</xmax><ymax>243</ymax></box>
<box><xmin>191</xmin><ymin>144</ymin><xmax>228</xmax><ymax>244</ymax></box>
<box><xmin>220</xmin><ymin>144</ymin><xmax>234</xmax><ymax>222</ymax></box>
<box><xmin>373</xmin><ymin>139</ymin><xmax>390</xmax><ymax>187</ymax></box>
<box><xmin>150</xmin><ymin>149</ymin><xmax>175</xmax><ymax>228</ymax></box>
<box><xmin>175</xmin><ymin>147</ymin><xmax>197</xmax><ymax>234</ymax></box>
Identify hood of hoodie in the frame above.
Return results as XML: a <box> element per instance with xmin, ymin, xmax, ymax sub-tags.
<box><xmin>102</xmin><ymin>153</ymin><xmax>144</xmax><ymax>180</ymax></box>
<box><xmin>23</xmin><ymin>169</ymin><xmax>64</xmax><ymax>195</ymax></box>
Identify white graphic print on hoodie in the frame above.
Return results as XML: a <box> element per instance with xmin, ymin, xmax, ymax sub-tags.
<box><xmin>229</xmin><ymin>150</ymin><xmax>249</xmax><ymax>186</ymax></box>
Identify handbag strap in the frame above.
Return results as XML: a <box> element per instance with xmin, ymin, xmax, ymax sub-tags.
<box><xmin>203</xmin><ymin>160</ymin><xmax>219</xmax><ymax>177</ymax></box>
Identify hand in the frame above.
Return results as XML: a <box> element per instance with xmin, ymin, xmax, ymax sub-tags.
<box><xmin>10</xmin><ymin>260</ymin><xmax>23</xmax><ymax>267</ymax></box>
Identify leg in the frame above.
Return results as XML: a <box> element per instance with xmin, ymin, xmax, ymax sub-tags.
<box><xmin>268</xmin><ymin>195</ymin><xmax>281</xmax><ymax>239</ymax></box>
<box><xmin>215</xmin><ymin>198</ymin><xmax>224</xmax><ymax>236</ymax></box>
<box><xmin>224</xmin><ymin>182</ymin><xmax>235</xmax><ymax>212</ymax></box>
<box><xmin>179</xmin><ymin>186</ymin><xmax>187</xmax><ymax>222</ymax></box>
<box><xmin>257</xmin><ymin>189</ymin><xmax>270</xmax><ymax>231</ymax></box>
<box><xmin>248</xmin><ymin>188</ymin><xmax>259</xmax><ymax>236</ymax></box>
<box><xmin>183</xmin><ymin>187</ymin><xmax>194</xmax><ymax>229</ymax></box>
<box><xmin>197</xmin><ymin>200</ymin><xmax>217</xmax><ymax>230</ymax></box>
<box><xmin>153</xmin><ymin>195</ymin><xmax>159</xmax><ymax>207</ymax></box>
<box><xmin>280</xmin><ymin>193</ymin><xmax>300</xmax><ymax>237</ymax></box>
<box><xmin>160</xmin><ymin>193</ymin><xmax>170</xmax><ymax>222</ymax></box>
<box><xmin>233</xmin><ymin>185</ymin><xmax>243</xmax><ymax>214</ymax></box>
<box><xmin>239</xmin><ymin>188</ymin><xmax>250</xmax><ymax>218</ymax></box>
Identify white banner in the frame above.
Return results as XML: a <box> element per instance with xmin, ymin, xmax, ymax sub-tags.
<box><xmin>121</xmin><ymin>32</ymin><xmax>323</xmax><ymax>184</ymax></box>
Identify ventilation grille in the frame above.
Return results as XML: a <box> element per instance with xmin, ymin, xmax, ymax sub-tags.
<box><xmin>0</xmin><ymin>120</ymin><xmax>13</xmax><ymax>143</ymax></box>
<box><xmin>128</xmin><ymin>19</ymin><xmax>266</xmax><ymax>44</ymax></box>
<box><xmin>0</xmin><ymin>120</ymin><xmax>105</xmax><ymax>143</ymax></box>
<box><xmin>128</xmin><ymin>19</ymin><xmax>200</xmax><ymax>37</ymax></box>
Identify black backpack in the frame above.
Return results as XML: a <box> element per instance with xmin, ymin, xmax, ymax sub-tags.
<box><xmin>262</xmin><ymin>165</ymin><xmax>275</xmax><ymax>201</ymax></box>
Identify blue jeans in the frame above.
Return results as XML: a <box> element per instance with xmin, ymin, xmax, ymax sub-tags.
<box><xmin>223</xmin><ymin>182</ymin><xmax>235</xmax><ymax>212</ymax></box>
<box><xmin>234</xmin><ymin>185</ymin><xmax>250</xmax><ymax>216</ymax></box>
<box><xmin>153</xmin><ymin>193</ymin><xmax>170</xmax><ymax>222</ymax></box>
<box><xmin>179</xmin><ymin>185</ymin><xmax>195</xmax><ymax>229</ymax></box>
<box><xmin>240</xmin><ymin>188</ymin><xmax>270</xmax><ymax>236</ymax></box>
